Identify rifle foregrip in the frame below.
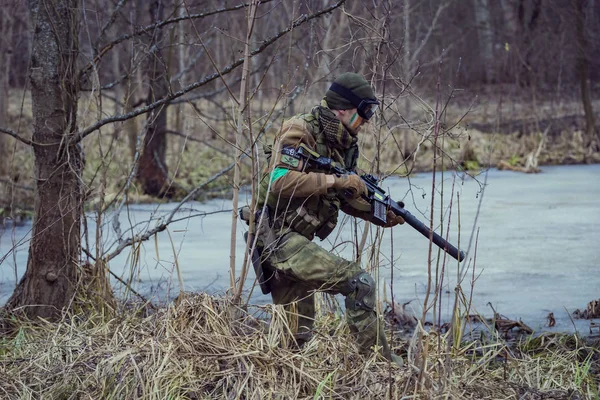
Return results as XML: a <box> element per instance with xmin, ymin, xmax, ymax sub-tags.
<box><xmin>401</xmin><ymin>210</ymin><xmax>466</xmax><ymax>262</ymax></box>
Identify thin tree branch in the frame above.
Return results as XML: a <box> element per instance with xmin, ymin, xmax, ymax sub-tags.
<box><xmin>169</xmin><ymin>40</ymin><xmax>213</xmax><ymax>83</ymax></box>
<box><xmin>95</xmin><ymin>0</ymin><xmax>129</xmax><ymax>50</ymax></box>
<box><xmin>80</xmin><ymin>0</ymin><xmax>275</xmax><ymax>79</ymax></box>
<box><xmin>102</xmin><ymin>85</ymin><xmax>302</xmax><ymax>263</ymax></box>
<box><xmin>82</xmin><ymin>247</ymin><xmax>156</xmax><ymax>309</ymax></box>
<box><xmin>72</xmin><ymin>0</ymin><xmax>347</xmax><ymax>145</ymax></box>
<box><xmin>165</xmin><ymin>130</ymin><xmax>231</xmax><ymax>156</ymax></box>
<box><xmin>0</xmin><ymin>127</ymin><xmax>33</xmax><ymax>146</ymax></box>
<box><xmin>409</xmin><ymin>2</ymin><xmax>449</xmax><ymax>67</ymax></box>
<box><xmin>184</xmin><ymin>2</ymin><xmax>239</xmax><ymax>105</ymax></box>
<box><xmin>0</xmin><ymin>178</ymin><xmax>34</xmax><ymax>191</ymax></box>
<box><xmin>104</xmin><ymin>165</ymin><xmax>234</xmax><ymax>263</ymax></box>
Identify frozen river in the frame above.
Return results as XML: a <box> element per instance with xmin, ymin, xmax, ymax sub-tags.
<box><xmin>1</xmin><ymin>164</ymin><xmax>598</xmax><ymax>334</ymax></box>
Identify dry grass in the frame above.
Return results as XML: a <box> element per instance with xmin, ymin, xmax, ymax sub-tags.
<box><xmin>0</xmin><ymin>293</ymin><xmax>597</xmax><ymax>400</ymax></box>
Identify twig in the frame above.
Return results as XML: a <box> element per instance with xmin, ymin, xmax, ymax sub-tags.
<box><xmin>72</xmin><ymin>0</ymin><xmax>347</xmax><ymax>144</ymax></box>
<box><xmin>82</xmin><ymin>248</ymin><xmax>156</xmax><ymax>309</ymax></box>
<box><xmin>104</xmin><ymin>163</ymin><xmax>233</xmax><ymax>263</ymax></box>
<box><xmin>80</xmin><ymin>1</ymin><xmax>275</xmax><ymax>79</ymax></box>
<box><xmin>0</xmin><ymin>178</ymin><xmax>34</xmax><ymax>192</ymax></box>
<box><xmin>103</xmin><ymin>83</ymin><xmax>302</xmax><ymax>264</ymax></box>
<box><xmin>0</xmin><ymin>127</ymin><xmax>33</xmax><ymax>146</ymax></box>
<box><xmin>95</xmin><ymin>0</ymin><xmax>129</xmax><ymax>51</ymax></box>
<box><xmin>231</xmin><ymin>0</ymin><xmax>259</xmax><ymax>303</ymax></box>
<box><xmin>111</xmin><ymin>126</ymin><xmax>145</xmax><ymax>241</ymax></box>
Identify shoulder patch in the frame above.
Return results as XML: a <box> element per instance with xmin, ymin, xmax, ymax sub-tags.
<box><xmin>281</xmin><ymin>154</ymin><xmax>300</xmax><ymax>168</ymax></box>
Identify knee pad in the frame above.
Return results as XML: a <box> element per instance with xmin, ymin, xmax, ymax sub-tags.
<box><xmin>344</xmin><ymin>271</ymin><xmax>376</xmax><ymax>311</ymax></box>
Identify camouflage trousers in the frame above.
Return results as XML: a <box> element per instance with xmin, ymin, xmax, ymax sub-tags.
<box><xmin>265</xmin><ymin>231</ymin><xmax>390</xmax><ymax>357</ymax></box>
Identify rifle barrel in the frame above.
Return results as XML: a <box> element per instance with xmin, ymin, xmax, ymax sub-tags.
<box><xmin>394</xmin><ymin>205</ymin><xmax>465</xmax><ymax>262</ymax></box>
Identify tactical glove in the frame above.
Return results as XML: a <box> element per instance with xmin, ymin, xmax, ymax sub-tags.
<box><xmin>332</xmin><ymin>174</ymin><xmax>367</xmax><ymax>199</ymax></box>
<box><xmin>384</xmin><ymin>209</ymin><xmax>405</xmax><ymax>227</ymax></box>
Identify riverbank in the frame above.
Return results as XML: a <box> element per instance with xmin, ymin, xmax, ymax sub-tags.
<box><xmin>0</xmin><ymin>292</ymin><xmax>598</xmax><ymax>399</ymax></box>
<box><xmin>2</xmin><ymin>135</ymin><xmax>598</xmax><ymax>223</ymax></box>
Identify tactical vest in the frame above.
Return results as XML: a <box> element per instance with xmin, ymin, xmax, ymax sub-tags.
<box><xmin>258</xmin><ymin>107</ymin><xmax>359</xmax><ymax>241</ymax></box>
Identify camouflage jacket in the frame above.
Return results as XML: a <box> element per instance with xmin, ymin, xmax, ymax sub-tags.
<box><xmin>257</xmin><ymin>100</ymin><xmax>374</xmax><ymax>241</ymax></box>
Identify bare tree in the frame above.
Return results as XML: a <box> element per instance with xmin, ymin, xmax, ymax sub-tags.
<box><xmin>473</xmin><ymin>0</ymin><xmax>495</xmax><ymax>83</ymax></box>
<box><xmin>516</xmin><ymin>0</ymin><xmax>542</xmax><ymax>86</ymax></box>
<box><xmin>7</xmin><ymin>0</ymin><xmax>84</xmax><ymax>320</ymax></box>
<box><xmin>136</xmin><ymin>0</ymin><xmax>173</xmax><ymax>197</ymax></box>
<box><xmin>0</xmin><ymin>5</ymin><xmax>15</xmax><ymax>178</ymax></box>
<box><xmin>572</xmin><ymin>0</ymin><xmax>597</xmax><ymax>148</ymax></box>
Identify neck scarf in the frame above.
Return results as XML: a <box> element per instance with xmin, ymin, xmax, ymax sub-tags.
<box><xmin>312</xmin><ymin>100</ymin><xmax>358</xmax><ymax>150</ymax></box>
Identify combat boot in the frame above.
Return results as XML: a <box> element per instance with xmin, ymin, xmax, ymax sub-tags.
<box><xmin>390</xmin><ymin>353</ymin><xmax>404</xmax><ymax>367</ymax></box>
<box><xmin>378</xmin><ymin>329</ymin><xmax>404</xmax><ymax>367</ymax></box>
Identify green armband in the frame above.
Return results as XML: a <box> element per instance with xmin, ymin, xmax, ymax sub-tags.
<box><xmin>270</xmin><ymin>167</ymin><xmax>289</xmax><ymax>183</ymax></box>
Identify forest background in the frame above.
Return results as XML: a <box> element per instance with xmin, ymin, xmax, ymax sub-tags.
<box><xmin>0</xmin><ymin>0</ymin><xmax>598</xmax><ymax>398</ymax></box>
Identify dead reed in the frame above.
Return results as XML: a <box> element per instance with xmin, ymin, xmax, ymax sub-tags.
<box><xmin>0</xmin><ymin>293</ymin><xmax>598</xmax><ymax>399</ymax></box>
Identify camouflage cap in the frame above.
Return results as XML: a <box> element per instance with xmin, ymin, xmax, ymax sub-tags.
<box><xmin>325</xmin><ymin>72</ymin><xmax>376</xmax><ymax>110</ymax></box>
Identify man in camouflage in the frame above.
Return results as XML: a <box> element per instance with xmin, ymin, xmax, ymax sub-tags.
<box><xmin>254</xmin><ymin>72</ymin><xmax>404</xmax><ymax>365</ymax></box>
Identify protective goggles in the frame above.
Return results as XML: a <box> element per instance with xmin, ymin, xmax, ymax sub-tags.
<box><xmin>329</xmin><ymin>82</ymin><xmax>380</xmax><ymax>120</ymax></box>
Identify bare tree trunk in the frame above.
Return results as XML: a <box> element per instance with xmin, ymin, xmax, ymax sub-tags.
<box><xmin>500</xmin><ymin>0</ymin><xmax>519</xmax><ymax>84</ymax></box>
<box><xmin>401</xmin><ymin>0</ymin><xmax>447</xmax><ymax>161</ymax></box>
<box><xmin>136</xmin><ymin>0</ymin><xmax>172</xmax><ymax>197</ymax></box>
<box><xmin>473</xmin><ymin>0</ymin><xmax>495</xmax><ymax>83</ymax></box>
<box><xmin>111</xmin><ymin>42</ymin><xmax>125</xmax><ymax>141</ymax></box>
<box><xmin>572</xmin><ymin>0</ymin><xmax>596</xmax><ymax>147</ymax></box>
<box><xmin>516</xmin><ymin>0</ymin><xmax>542</xmax><ymax>86</ymax></box>
<box><xmin>231</xmin><ymin>0</ymin><xmax>258</xmax><ymax>304</ymax></box>
<box><xmin>7</xmin><ymin>0</ymin><xmax>83</xmax><ymax>320</ymax></box>
<box><xmin>174</xmin><ymin>2</ymin><xmax>186</xmax><ymax>145</ymax></box>
<box><xmin>402</xmin><ymin>0</ymin><xmax>412</xmax><ymax>160</ymax></box>
<box><xmin>319</xmin><ymin>5</ymin><xmax>348</xmax><ymax>82</ymax></box>
<box><xmin>125</xmin><ymin>68</ymin><xmax>142</xmax><ymax>161</ymax></box>
<box><xmin>500</xmin><ymin>0</ymin><xmax>519</xmax><ymax>34</ymax></box>
<box><xmin>0</xmin><ymin>6</ymin><xmax>14</xmax><ymax>178</ymax></box>
<box><xmin>126</xmin><ymin>0</ymin><xmax>144</xmax><ymax>161</ymax></box>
